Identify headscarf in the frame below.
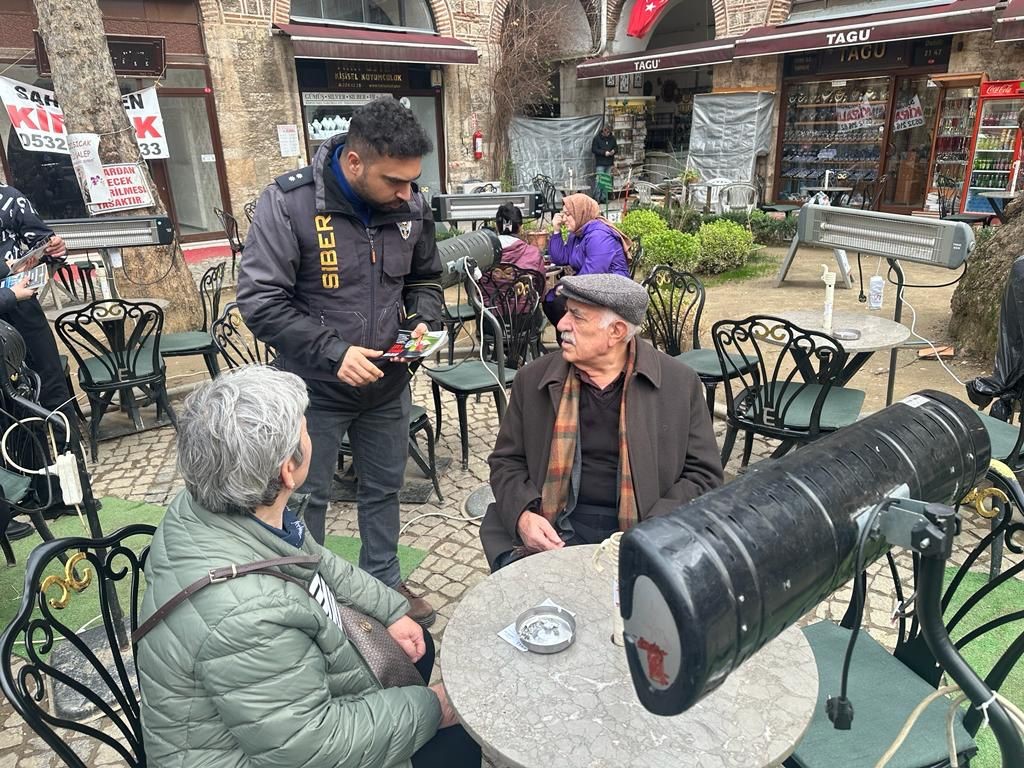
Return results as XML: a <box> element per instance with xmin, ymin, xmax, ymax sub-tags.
<box><xmin>561</xmin><ymin>193</ymin><xmax>633</xmax><ymax>254</ymax></box>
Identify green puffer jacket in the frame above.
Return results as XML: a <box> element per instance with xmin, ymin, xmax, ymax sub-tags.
<box><xmin>137</xmin><ymin>491</ymin><xmax>442</xmax><ymax>767</ymax></box>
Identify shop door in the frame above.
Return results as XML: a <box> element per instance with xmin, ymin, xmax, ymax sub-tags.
<box><xmin>881</xmin><ymin>77</ymin><xmax>939</xmax><ymax>209</ymax></box>
<box><xmin>154</xmin><ymin>95</ymin><xmax>229</xmax><ymax>239</ymax></box>
<box><xmin>404</xmin><ymin>96</ymin><xmax>442</xmax><ymax>199</ymax></box>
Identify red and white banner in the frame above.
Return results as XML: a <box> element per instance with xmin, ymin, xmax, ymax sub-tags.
<box><xmin>86</xmin><ymin>164</ymin><xmax>154</xmax><ymax>214</ymax></box>
<box><xmin>0</xmin><ymin>77</ymin><xmax>169</xmax><ymax>158</ymax></box>
<box><xmin>892</xmin><ymin>95</ymin><xmax>925</xmax><ymax>132</ymax></box>
<box><xmin>627</xmin><ymin>0</ymin><xmax>672</xmax><ymax>38</ymax></box>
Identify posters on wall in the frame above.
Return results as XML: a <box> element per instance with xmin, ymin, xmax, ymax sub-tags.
<box><xmin>277</xmin><ymin>124</ymin><xmax>300</xmax><ymax>158</ymax></box>
<box><xmin>0</xmin><ymin>77</ymin><xmax>169</xmax><ymax>158</ymax></box>
<box><xmin>68</xmin><ymin>133</ymin><xmax>111</xmax><ymax>205</ymax></box>
<box><xmin>893</xmin><ymin>95</ymin><xmax>926</xmax><ymax>132</ymax></box>
<box><xmin>86</xmin><ymin>164</ymin><xmax>154</xmax><ymax>214</ymax></box>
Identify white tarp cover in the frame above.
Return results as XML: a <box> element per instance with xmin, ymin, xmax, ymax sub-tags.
<box><xmin>508</xmin><ymin>114</ymin><xmax>604</xmax><ymax>189</ymax></box>
<box><xmin>685</xmin><ymin>91</ymin><xmax>774</xmax><ymax>184</ymax></box>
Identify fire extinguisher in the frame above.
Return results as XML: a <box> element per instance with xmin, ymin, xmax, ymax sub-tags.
<box><xmin>472</xmin><ymin>129</ymin><xmax>484</xmax><ymax>160</ymax></box>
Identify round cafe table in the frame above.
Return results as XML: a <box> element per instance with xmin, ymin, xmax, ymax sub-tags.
<box><xmin>442</xmin><ymin>545</ymin><xmax>819</xmax><ymax>768</ymax></box>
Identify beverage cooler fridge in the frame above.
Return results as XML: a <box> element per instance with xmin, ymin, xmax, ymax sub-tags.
<box><xmin>963</xmin><ymin>80</ymin><xmax>1024</xmax><ymax>214</ymax></box>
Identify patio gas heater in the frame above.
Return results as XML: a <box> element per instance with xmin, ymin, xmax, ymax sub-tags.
<box><xmin>780</xmin><ymin>204</ymin><xmax>975</xmax><ymax>404</ymax></box>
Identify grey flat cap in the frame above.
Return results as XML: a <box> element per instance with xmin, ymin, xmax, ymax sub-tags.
<box><xmin>557</xmin><ymin>274</ymin><xmax>648</xmax><ymax>326</ymax></box>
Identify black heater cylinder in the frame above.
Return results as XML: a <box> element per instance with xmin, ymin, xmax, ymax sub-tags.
<box><xmin>619</xmin><ymin>391</ymin><xmax>989</xmax><ymax>716</ymax></box>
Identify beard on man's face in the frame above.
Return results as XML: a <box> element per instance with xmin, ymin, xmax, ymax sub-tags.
<box><xmin>348</xmin><ymin>169</ymin><xmax>403</xmax><ymax>211</ymax></box>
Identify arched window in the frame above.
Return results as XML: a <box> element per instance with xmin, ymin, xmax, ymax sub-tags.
<box><xmin>291</xmin><ymin>0</ymin><xmax>436</xmax><ymax>32</ymax></box>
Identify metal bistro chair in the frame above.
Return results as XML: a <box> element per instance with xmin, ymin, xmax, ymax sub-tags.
<box><xmin>210</xmin><ymin>301</ymin><xmax>278</xmax><ymax>369</ymax></box>
<box><xmin>0</xmin><ymin>524</ymin><xmax>155</xmax><ymax>768</ymax></box>
<box><xmin>937</xmin><ymin>174</ymin><xmax>996</xmax><ymax>227</ymax></box>
<box><xmin>55</xmin><ymin>300</ymin><xmax>177</xmax><ymax>462</ymax></box>
<box><xmin>213</xmin><ymin>207</ymin><xmax>244</xmax><ymax>279</ymax></box>
<box><xmin>785</xmin><ymin>484</ymin><xmax>1024</xmax><ymax>768</ymax></box>
<box><xmin>243</xmin><ymin>198</ymin><xmax>257</xmax><ymax>224</ymax></box>
<box><xmin>628</xmin><ymin>237</ymin><xmax>644</xmax><ymax>282</ymax></box>
<box><xmin>156</xmin><ymin>261</ymin><xmax>225</xmax><ymax>379</ymax></box>
<box><xmin>531</xmin><ymin>174</ymin><xmax>559</xmax><ymax>224</ymax></box>
<box><xmin>428</xmin><ymin>271</ymin><xmax>540</xmax><ymax>469</ymax></box>
<box><xmin>643</xmin><ymin>265</ymin><xmax>755</xmax><ymax>415</ymax></box>
<box><xmin>477</xmin><ymin>263</ymin><xmax>546</xmax><ymax>362</ymax></box>
<box><xmin>712</xmin><ymin>315</ymin><xmax>865</xmax><ymax>467</ymax></box>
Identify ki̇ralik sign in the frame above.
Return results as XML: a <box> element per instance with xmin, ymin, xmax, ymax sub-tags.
<box><xmin>0</xmin><ymin>77</ymin><xmax>169</xmax><ymax>158</ymax></box>
<box><xmin>837</xmin><ymin>99</ymin><xmax>880</xmax><ymax>133</ymax></box>
<box><xmin>893</xmin><ymin>95</ymin><xmax>925</xmax><ymax>132</ymax></box>
<box><xmin>87</xmin><ymin>164</ymin><xmax>154</xmax><ymax>214</ymax></box>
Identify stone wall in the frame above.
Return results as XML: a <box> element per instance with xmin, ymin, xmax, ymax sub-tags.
<box><xmin>200</xmin><ymin>7</ymin><xmax>305</xmax><ymax>224</ymax></box>
<box><xmin>949</xmin><ymin>29</ymin><xmax>1024</xmax><ymax>81</ymax></box>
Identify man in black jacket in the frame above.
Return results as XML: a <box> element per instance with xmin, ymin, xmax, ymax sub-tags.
<box><xmin>237</xmin><ymin>98</ymin><xmax>443</xmax><ymax>625</ymax></box>
<box><xmin>0</xmin><ymin>185</ymin><xmax>72</xmax><ymax>540</ymax></box>
<box><xmin>591</xmin><ymin>124</ymin><xmax>617</xmax><ymax>203</ymax></box>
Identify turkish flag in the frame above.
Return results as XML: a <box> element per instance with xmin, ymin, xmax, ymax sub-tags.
<box><xmin>627</xmin><ymin>0</ymin><xmax>672</xmax><ymax>38</ymax></box>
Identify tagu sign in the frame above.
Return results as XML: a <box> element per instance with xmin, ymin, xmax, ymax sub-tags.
<box><xmin>826</xmin><ymin>27</ymin><xmax>876</xmax><ymax>46</ymax></box>
<box><xmin>0</xmin><ymin>77</ymin><xmax>169</xmax><ymax>158</ymax></box>
<box><xmin>87</xmin><ymin>164</ymin><xmax>155</xmax><ymax>214</ymax></box>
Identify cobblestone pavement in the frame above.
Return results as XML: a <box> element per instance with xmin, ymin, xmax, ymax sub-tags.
<box><xmin>0</xmin><ymin>341</ymin><xmax>1012</xmax><ymax>765</ymax></box>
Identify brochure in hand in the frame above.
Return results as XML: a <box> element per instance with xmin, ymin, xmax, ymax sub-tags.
<box><xmin>382</xmin><ymin>329</ymin><xmax>448</xmax><ymax>360</ymax></box>
<box><xmin>1</xmin><ymin>263</ymin><xmax>48</xmax><ymax>291</ymax></box>
<box><xmin>6</xmin><ymin>238</ymin><xmax>51</xmax><ymax>276</ymax></box>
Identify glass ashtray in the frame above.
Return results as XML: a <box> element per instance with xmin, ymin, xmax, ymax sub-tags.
<box><xmin>515</xmin><ymin>606</ymin><xmax>577</xmax><ymax>654</ymax></box>
<box><xmin>833</xmin><ymin>328</ymin><xmax>861</xmax><ymax>341</ymax></box>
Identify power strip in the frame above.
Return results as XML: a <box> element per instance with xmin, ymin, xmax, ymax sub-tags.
<box><xmin>55</xmin><ymin>452</ymin><xmax>83</xmax><ymax>505</ymax></box>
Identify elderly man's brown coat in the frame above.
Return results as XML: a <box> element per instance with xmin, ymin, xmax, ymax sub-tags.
<box><xmin>480</xmin><ymin>339</ymin><xmax>724</xmax><ymax>570</ymax></box>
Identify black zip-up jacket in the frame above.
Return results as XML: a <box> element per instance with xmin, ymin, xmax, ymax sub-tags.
<box><xmin>591</xmin><ymin>132</ymin><xmax>617</xmax><ymax>168</ymax></box>
<box><xmin>0</xmin><ymin>185</ymin><xmax>54</xmax><ymax>315</ymax></box>
<box><xmin>236</xmin><ymin>134</ymin><xmax>444</xmax><ymax>386</ymax></box>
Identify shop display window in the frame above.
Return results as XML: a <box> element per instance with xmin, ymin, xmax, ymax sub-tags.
<box><xmin>777</xmin><ymin>76</ymin><xmax>888</xmax><ymax>204</ymax></box>
<box><xmin>880</xmin><ymin>76</ymin><xmax>938</xmax><ymax>208</ymax></box>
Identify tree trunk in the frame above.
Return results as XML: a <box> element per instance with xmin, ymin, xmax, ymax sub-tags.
<box><xmin>948</xmin><ymin>197</ymin><xmax>1024</xmax><ymax>364</ymax></box>
<box><xmin>33</xmin><ymin>0</ymin><xmax>201</xmax><ymax>332</ymax></box>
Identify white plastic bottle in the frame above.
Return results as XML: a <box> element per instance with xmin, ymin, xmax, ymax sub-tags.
<box><xmin>868</xmin><ymin>274</ymin><xmax>885</xmax><ymax>311</ymax></box>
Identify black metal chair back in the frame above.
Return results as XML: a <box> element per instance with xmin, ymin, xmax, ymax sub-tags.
<box><xmin>531</xmin><ymin>174</ymin><xmax>559</xmax><ymax>220</ymax></box>
<box><xmin>242</xmin><ymin>199</ymin><xmax>257</xmax><ymax>224</ymax></box>
<box><xmin>937</xmin><ymin>174</ymin><xmax>962</xmax><ymax>218</ymax></box>
<box><xmin>197</xmin><ymin>261</ymin><xmax>226</xmax><ymax>333</ymax></box>
<box><xmin>712</xmin><ymin>315</ymin><xmax>847</xmax><ymax>440</ymax></box>
<box><xmin>628</xmin><ymin>237</ymin><xmax>643</xmax><ymax>281</ymax></box>
<box><xmin>213</xmin><ymin>207</ymin><xmax>244</xmax><ymax>278</ymax></box>
<box><xmin>474</xmin><ymin>267</ymin><xmax>541</xmax><ymax>370</ymax></box>
<box><xmin>642</xmin><ymin>265</ymin><xmax>705</xmax><ymax>356</ymax></box>
<box><xmin>0</xmin><ymin>524</ymin><xmax>155</xmax><ymax>768</ymax></box>
<box><xmin>55</xmin><ymin>300</ymin><xmax>165</xmax><ymax>389</ymax></box>
<box><xmin>211</xmin><ymin>302</ymin><xmax>278</xmax><ymax>369</ymax></box>
<box><xmin>52</xmin><ymin>260</ymin><xmax>99</xmax><ymax>304</ymax></box>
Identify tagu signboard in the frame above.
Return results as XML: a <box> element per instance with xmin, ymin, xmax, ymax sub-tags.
<box><xmin>87</xmin><ymin>164</ymin><xmax>154</xmax><ymax>214</ymax></box>
<box><xmin>0</xmin><ymin>77</ymin><xmax>169</xmax><ymax>158</ymax></box>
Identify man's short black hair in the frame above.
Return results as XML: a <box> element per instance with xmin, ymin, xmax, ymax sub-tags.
<box><xmin>347</xmin><ymin>97</ymin><xmax>433</xmax><ymax>159</ymax></box>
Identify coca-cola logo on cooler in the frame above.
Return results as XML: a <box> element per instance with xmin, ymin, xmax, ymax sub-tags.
<box><xmin>984</xmin><ymin>82</ymin><xmax>1024</xmax><ymax>97</ymax></box>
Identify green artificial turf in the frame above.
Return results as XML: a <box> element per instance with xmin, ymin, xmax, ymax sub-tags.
<box><xmin>0</xmin><ymin>497</ymin><xmax>428</xmax><ymax>655</ymax></box>
<box><xmin>944</xmin><ymin>568</ymin><xmax>1024</xmax><ymax>768</ymax></box>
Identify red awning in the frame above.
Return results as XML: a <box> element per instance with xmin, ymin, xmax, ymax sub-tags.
<box><xmin>735</xmin><ymin>0</ymin><xmax>997</xmax><ymax>58</ymax></box>
<box><xmin>576</xmin><ymin>38</ymin><xmax>736</xmax><ymax>79</ymax></box>
<box><xmin>275</xmin><ymin>23</ymin><xmax>479</xmax><ymax>65</ymax></box>
<box><xmin>996</xmin><ymin>0</ymin><xmax>1024</xmax><ymax>41</ymax></box>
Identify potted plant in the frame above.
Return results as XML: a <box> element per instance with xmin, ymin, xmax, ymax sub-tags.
<box><xmin>679</xmin><ymin>167</ymin><xmax>699</xmax><ymax>208</ymax></box>
<box><xmin>520</xmin><ymin>218</ymin><xmax>550</xmax><ymax>250</ymax></box>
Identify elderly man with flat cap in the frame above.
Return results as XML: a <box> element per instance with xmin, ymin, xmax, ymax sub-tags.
<box><xmin>480</xmin><ymin>273</ymin><xmax>723</xmax><ymax>571</ymax></box>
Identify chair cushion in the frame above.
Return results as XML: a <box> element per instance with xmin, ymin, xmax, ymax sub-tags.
<box><xmin>676</xmin><ymin>348</ymin><xmax>754</xmax><ymax>379</ymax></box>
<box><xmin>976</xmin><ymin>410</ymin><xmax>1021</xmax><ymax>463</ymax></box>
<box><xmin>789</xmin><ymin>621</ymin><xmax>976</xmax><ymax>768</ymax></box>
<box><xmin>0</xmin><ymin>467</ymin><xmax>32</xmax><ymax>503</ymax></box>
<box><xmin>426</xmin><ymin>361</ymin><xmax>516</xmax><ymax>391</ymax></box>
<box><xmin>742</xmin><ymin>381</ymin><xmax>864</xmax><ymax>430</ymax></box>
<box><xmin>78</xmin><ymin>352</ymin><xmax>162</xmax><ymax>385</ymax></box>
<box><xmin>445</xmin><ymin>303</ymin><xmax>476</xmax><ymax>321</ymax></box>
<box><xmin>158</xmin><ymin>331</ymin><xmax>215</xmax><ymax>355</ymax></box>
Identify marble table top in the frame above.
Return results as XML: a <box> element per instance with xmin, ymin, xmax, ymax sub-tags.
<box><xmin>442</xmin><ymin>545</ymin><xmax>819</xmax><ymax>768</ymax></box>
<box><xmin>765</xmin><ymin>309</ymin><xmax>911</xmax><ymax>354</ymax></box>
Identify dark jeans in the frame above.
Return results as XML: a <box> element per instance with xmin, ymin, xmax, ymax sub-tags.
<box><xmin>7</xmin><ymin>298</ymin><xmax>71</xmax><ymax>411</ymax></box>
<box><xmin>542</xmin><ymin>293</ymin><xmax>567</xmax><ymax>342</ymax></box>
<box><xmin>300</xmin><ymin>374</ymin><xmax>410</xmax><ymax>587</ymax></box>
<box><xmin>412</xmin><ymin>632</ymin><xmax>482</xmax><ymax>768</ymax></box>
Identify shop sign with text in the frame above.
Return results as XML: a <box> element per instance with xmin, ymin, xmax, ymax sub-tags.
<box><xmin>893</xmin><ymin>95</ymin><xmax>925</xmax><ymax>132</ymax></box>
<box><xmin>328</xmin><ymin>62</ymin><xmax>406</xmax><ymax>91</ymax></box>
<box><xmin>0</xmin><ymin>77</ymin><xmax>169</xmax><ymax>158</ymax></box>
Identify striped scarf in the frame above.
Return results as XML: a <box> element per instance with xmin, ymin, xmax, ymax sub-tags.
<box><xmin>540</xmin><ymin>340</ymin><xmax>639</xmax><ymax>532</ymax></box>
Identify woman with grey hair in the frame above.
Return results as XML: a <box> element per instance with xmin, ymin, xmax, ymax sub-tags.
<box><xmin>136</xmin><ymin>366</ymin><xmax>481</xmax><ymax>768</ymax></box>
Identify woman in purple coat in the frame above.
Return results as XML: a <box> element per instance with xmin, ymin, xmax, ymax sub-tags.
<box><xmin>543</xmin><ymin>193</ymin><xmax>632</xmax><ymax>328</ymax></box>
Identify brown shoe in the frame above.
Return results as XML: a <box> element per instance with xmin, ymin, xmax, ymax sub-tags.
<box><xmin>397</xmin><ymin>582</ymin><xmax>436</xmax><ymax>627</ymax></box>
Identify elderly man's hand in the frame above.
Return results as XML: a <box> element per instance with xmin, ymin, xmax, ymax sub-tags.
<box><xmin>387</xmin><ymin>615</ymin><xmax>426</xmax><ymax>663</ymax></box>
<box><xmin>337</xmin><ymin>346</ymin><xmax>384</xmax><ymax>387</ymax></box>
<box><xmin>516</xmin><ymin>511</ymin><xmax>564</xmax><ymax>552</ymax></box>
<box><xmin>44</xmin><ymin>235</ymin><xmax>67</xmax><ymax>260</ymax></box>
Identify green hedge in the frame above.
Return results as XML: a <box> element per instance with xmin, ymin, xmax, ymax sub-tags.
<box><xmin>695</xmin><ymin>220</ymin><xmax>754</xmax><ymax>274</ymax></box>
<box><xmin>643</xmin><ymin>229</ymin><xmax>701</xmax><ymax>270</ymax></box>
